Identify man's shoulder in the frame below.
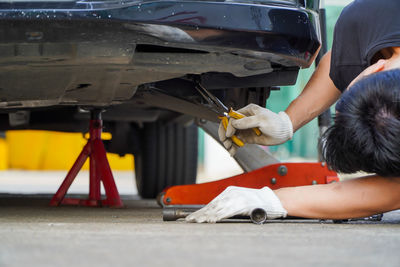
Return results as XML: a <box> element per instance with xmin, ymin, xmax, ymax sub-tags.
<box><xmin>336</xmin><ymin>0</ymin><xmax>399</xmax><ymax>35</ymax></box>
<box><xmin>338</xmin><ymin>0</ymin><xmax>373</xmax><ymax>24</ymax></box>
<box><xmin>340</xmin><ymin>0</ymin><xmax>399</xmax><ymax>17</ymax></box>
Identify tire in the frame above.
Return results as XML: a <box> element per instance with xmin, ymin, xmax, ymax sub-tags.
<box><xmin>134</xmin><ymin>121</ymin><xmax>198</xmax><ymax>198</ymax></box>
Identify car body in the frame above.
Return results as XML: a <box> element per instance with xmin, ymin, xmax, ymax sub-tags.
<box><xmin>0</xmin><ymin>0</ymin><xmax>321</xmax><ymax>197</ymax></box>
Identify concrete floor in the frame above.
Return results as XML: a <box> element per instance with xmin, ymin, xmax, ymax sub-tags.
<box><xmin>1</xmin><ymin>193</ymin><xmax>400</xmax><ymax>267</ymax></box>
<box><xmin>0</xmin><ymin>164</ymin><xmax>400</xmax><ymax>267</ymax></box>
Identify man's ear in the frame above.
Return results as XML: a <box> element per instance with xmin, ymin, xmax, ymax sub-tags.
<box><xmin>347</xmin><ymin>60</ymin><xmax>386</xmax><ymax>89</ymax></box>
<box><xmin>368</xmin><ymin>59</ymin><xmax>386</xmax><ymax>74</ymax></box>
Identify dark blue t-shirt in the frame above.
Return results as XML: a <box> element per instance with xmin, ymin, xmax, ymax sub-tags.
<box><xmin>330</xmin><ymin>0</ymin><xmax>400</xmax><ymax>92</ymax></box>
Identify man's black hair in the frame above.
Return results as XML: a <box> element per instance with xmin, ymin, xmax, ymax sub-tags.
<box><xmin>321</xmin><ymin>69</ymin><xmax>400</xmax><ymax>177</ymax></box>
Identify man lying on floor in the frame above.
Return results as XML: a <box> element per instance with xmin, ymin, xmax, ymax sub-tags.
<box><xmin>186</xmin><ymin>0</ymin><xmax>400</xmax><ymax>223</ymax></box>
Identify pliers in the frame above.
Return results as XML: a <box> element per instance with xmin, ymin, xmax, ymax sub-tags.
<box><xmin>195</xmin><ymin>83</ymin><xmax>261</xmax><ymax>147</ymax></box>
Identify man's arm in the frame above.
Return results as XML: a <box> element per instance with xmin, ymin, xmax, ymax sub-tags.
<box><xmin>185</xmin><ymin>176</ymin><xmax>400</xmax><ymax>223</ymax></box>
<box><xmin>221</xmin><ymin>51</ymin><xmax>342</xmax><ymax>155</ymax></box>
<box><xmin>285</xmin><ymin>51</ymin><xmax>342</xmax><ymax>132</ymax></box>
<box><xmin>275</xmin><ymin>176</ymin><xmax>400</xmax><ymax>219</ymax></box>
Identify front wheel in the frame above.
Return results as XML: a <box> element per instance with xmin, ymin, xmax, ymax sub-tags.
<box><xmin>134</xmin><ymin>121</ymin><xmax>198</xmax><ymax>198</ymax></box>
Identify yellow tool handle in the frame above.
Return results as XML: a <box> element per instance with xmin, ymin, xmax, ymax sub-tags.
<box><xmin>219</xmin><ymin>116</ymin><xmax>245</xmax><ymax>147</ymax></box>
<box><xmin>220</xmin><ymin>115</ymin><xmax>228</xmax><ymax>128</ymax></box>
<box><xmin>230</xmin><ymin>135</ymin><xmax>245</xmax><ymax>147</ymax></box>
<box><xmin>228</xmin><ymin>108</ymin><xmax>262</xmax><ymax>136</ymax></box>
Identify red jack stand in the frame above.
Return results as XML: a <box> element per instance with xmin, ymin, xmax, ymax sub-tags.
<box><xmin>49</xmin><ymin>110</ymin><xmax>123</xmax><ymax>208</ymax></box>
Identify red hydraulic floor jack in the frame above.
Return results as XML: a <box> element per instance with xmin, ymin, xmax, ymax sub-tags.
<box><xmin>49</xmin><ymin>110</ymin><xmax>123</xmax><ymax>208</ymax></box>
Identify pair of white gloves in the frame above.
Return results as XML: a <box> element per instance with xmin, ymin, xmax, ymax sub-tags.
<box><xmin>186</xmin><ymin>104</ymin><xmax>293</xmax><ymax>223</ymax></box>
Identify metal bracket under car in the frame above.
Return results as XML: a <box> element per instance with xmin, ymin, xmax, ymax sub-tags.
<box><xmin>198</xmin><ymin>120</ymin><xmax>279</xmax><ymax>172</ymax></box>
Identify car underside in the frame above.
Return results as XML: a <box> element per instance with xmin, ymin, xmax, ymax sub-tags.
<box><xmin>0</xmin><ymin>0</ymin><xmax>321</xmax><ymax>197</ymax></box>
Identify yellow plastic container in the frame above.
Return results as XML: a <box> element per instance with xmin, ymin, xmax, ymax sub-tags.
<box><xmin>6</xmin><ymin>130</ymin><xmax>134</xmax><ymax>171</ymax></box>
<box><xmin>0</xmin><ymin>137</ymin><xmax>8</xmax><ymax>170</ymax></box>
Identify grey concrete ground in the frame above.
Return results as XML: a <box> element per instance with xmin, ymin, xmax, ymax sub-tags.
<box><xmin>1</xmin><ymin>193</ymin><xmax>400</xmax><ymax>267</ymax></box>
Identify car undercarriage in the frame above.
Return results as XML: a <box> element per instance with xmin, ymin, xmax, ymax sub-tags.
<box><xmin>0</xmin><ymin>0</ymin><xmax>321</xmax><ymax>197</ymax></box>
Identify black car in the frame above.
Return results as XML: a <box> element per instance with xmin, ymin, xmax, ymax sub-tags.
<box><xmin>0</xmin><ymin>0</ymin><xmax>321</xmax><ymax>198</ymax></box>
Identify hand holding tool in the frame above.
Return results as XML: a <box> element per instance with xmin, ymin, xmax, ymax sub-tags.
<box><xmin>195</xmin><ymin>84</ymin><xmax>261</xmax><ymax>147</ymax></box>
<box><xmin>221</xmin><ymin>103</ymin><xmax>294</xmax><ymax>155</ymax></box>
<box><xmin>227</xmin><ymin>108</ymin><xmax>262</xmax><ymax>135</ymax></box>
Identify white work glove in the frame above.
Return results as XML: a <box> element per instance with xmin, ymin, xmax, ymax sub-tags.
<box><xmin>185</xmin><ymin>186</ymin><xmax>287</xmax><ymax>223</ymax></box>
<box><xmin>218</xmin><ymin>104</ymin><xmax>293</xmax><ymax>156</ymax></box>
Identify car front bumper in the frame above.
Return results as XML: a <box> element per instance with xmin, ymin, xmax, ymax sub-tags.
<box><xmin>0</xmin><ymin>0</ymin><xmax>321</xmax><ymax>108</ymax></box>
